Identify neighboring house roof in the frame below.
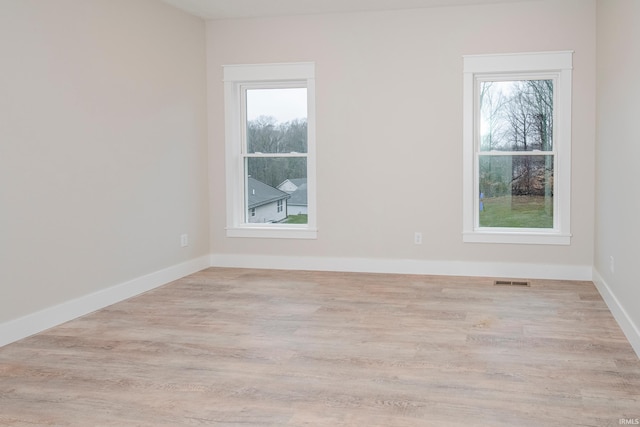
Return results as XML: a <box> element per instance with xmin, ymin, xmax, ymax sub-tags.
<box><xmin>288</xmin><ymin>178</ymin><xmax>307</xmax><ymax>188</ymax></box>
<box><xmin>288</xmin><ymin>183</ymin><xmax>307</xmax><ymax>206</ymax></box>
<box><xmin>247</xmin><ymin>177</ymin><xmax>290</xmax><ymax>209</ymax></box>
<box><xmin>277</xmin><ymin>178</ymin><xmax>307</xmax><ymax>192</ymax></box>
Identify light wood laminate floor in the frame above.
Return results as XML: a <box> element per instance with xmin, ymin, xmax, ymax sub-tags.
<box><xmin>1</xmin><ymin>268</ymin><xmax>639</xmax><ymax>426</ymax></box>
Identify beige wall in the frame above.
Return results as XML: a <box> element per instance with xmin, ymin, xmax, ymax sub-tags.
<box><xmin>0</xmin><ymin>0</ymin><xmax>603</xmax><ymax>335</ymax></box>
<box><xmin>595</xmin><ymin>0</ymin><xmax>640</xmax><ymax>337</ymax></box>
<box><xmin>208</xmin><ymin>1</ymin><xmax>596</xmax><ymax>268</ymax></box>
<box><xmin>0</xmin><ymin>0</ymin><xmax>208</xmax><ymax>323</ymax></box>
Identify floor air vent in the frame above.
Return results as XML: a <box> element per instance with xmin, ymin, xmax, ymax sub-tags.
<box><xmin>494</xmin><ymin>280</ymin><xmax>530</xmax><ymax>287</ymax></box>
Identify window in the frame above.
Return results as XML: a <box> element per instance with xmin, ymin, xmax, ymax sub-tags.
<box><xmin>463</xmin><ymin>51</ymin><xmax>572</xmax><ymax>245</ymax></box>
<box><xmin>223</xmin><ymin>63</ymin><xmax>316</xmax><ymax>239</ymax></box>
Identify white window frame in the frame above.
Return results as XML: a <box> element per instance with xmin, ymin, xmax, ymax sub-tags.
<box><xmin>223</xmin><ymin>62</ymin><xmax>317</xmax><ymax>239</ymax></box>
<box><xmin>462</xmin><ymin>51</ymin><xmax>573</xmax><ymax>245</ymax></box>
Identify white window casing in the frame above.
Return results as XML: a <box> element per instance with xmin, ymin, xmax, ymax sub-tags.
<box><xmin>223</xmin><ymin>62</ymin><xmax>317</xmax><ymax>239</ymax></box>
<box><xmin>462</xmin><ymin>51</ymin><xmax>573</xmax><ymax>245</ymax></box>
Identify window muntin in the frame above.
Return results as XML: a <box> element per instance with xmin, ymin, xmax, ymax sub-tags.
<box><xmin>462</xmin><ymin>51</ymin><xmax>572</xmax><ymax>245</ymax></box>
<box><xmin>223</xmin><ymin>62</ymin><xmax>316</xmax><ymax>239</ymax></box>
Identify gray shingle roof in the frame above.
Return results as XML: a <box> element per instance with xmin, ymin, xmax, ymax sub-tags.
<box><xmin>288</xmin><ymin>183</ymin><xmax>307</xmax><ymax>206</ymax></box>
<box><xmin>247</xmin><ymin>177</ymin><xmax>290</xmax><ymax>209</ymax></box>
<box><xmin>277</xmin><ymin>178</ymin><xmax>307</xmax><ymax>190</ymax></box>
<box><xmin>288</xmin><ymin>178</ymin><xmax>307</xmax><ymax>188</ymax></box>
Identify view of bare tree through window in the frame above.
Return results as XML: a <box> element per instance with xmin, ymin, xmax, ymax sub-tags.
<box><xmin>478</xmin><ymin>80</ymin><xmax>554</xmax><ymax>228</ymax></box>
<box><xmin>244</xmin><ymin>88</ymin><xmax>308</xmax><ymax>224</ymax></box>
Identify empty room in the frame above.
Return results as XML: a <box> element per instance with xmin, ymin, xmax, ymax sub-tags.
<box><xmin>1</xmin><ymin>0</ymin><xmax>639</xmax><ymax>425</ymax></box>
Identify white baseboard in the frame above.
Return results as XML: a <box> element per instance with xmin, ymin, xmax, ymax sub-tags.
<box><xmin>210</xmin><ymin>253</ymin><xmax>593</xmax><ymax>281</ymax></box>
<box><xmin>592</xmin><ymin>269</ymin><xmax>640</xmax><ymax>359</ymax></box>
<box><xmin>0</xmin><ymin>253</ymin><xmax>601</xmax><ymax>350</ymax></box>
<box><xmin>0</xmin><ymin>255</ymin><xmax>211</xmax><ymax>348</ymax></box>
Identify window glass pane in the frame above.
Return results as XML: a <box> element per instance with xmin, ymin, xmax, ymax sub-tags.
<box><xmin>246</xmin><ymin>88</ymin><xmax>307</xmax><ymax>154</ymax></box>
<box><xmin>480</xmin><ymin>80</ymin><xmax>553</xmax><ymax>152</ymax></box>
<box><xmin>245</xmin><ymin>157</ymin><xmax>307</xmax><ymax>224</ymax></box>
<box><xmin>479</xmin><ymin>155</ymin><xmax>553</xmax><ymax>228</ymax></box>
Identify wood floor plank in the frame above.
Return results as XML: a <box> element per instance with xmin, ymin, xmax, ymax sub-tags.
<box><xmin>1</xmin><ymin>268</ymin><xmax>639</xmax><ymax>426</ymax></box>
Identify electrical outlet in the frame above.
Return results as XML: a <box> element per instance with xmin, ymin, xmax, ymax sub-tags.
<box><xmin>180</xmin><ymin>234</ymin><xmax>189</xmax><ymax>247</ymax></box>
<box><xmin>414</xmin><ymin>232</ymin><xmax>422</xmax><ymax>245</ymax></box>
<box><xmin>609</xmin><ymin>256</ymin><xmax>614</xmax><ymax>274</ymax></box>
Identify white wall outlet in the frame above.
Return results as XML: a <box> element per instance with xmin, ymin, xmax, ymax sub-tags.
<box><xmin>609</xmin><ymin>256</ymin><xmax>615</xmax><ymax>274</ymax></box>
<box><xmin>414</xmin><ymin>232</ymin><xmax>422</xmax><ymax>245</ymax></box>
<box><xmin>180</xmin><ymin>234</ymin><xmax>189</xmax><ymax>247</ymax></box>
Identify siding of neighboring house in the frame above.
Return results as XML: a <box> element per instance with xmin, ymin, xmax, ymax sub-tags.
<box><xmin>247</xmin><ymin>177</ymin><xmax>290</xmax><ymax>223</ymax></box>
<box><xmin>249</xmin><ymin>201</ymin><xmax>286</xmax><ymax>223</ymax></box>
<box><xmin>287</xmin><ymin>183</ymin><xmax>308</xmax><ymax>215</ymax></box>
<box><xmin>277</xmin><ymin>179</ymin><xmax>307</xmax><ymax>215</ymax></box>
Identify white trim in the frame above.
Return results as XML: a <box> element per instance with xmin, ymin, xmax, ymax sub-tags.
<box><xmin>463</xmin><ymin>51</ymin><xmax>574</xmax><ymax>73</ymax></box>
<box><xmin>462</xmin><ymin>51</ymin><xmax>573</xmax><ymax>245</ymax></box>
<box><xmin>463</xmin><ymin>231</ymin><xmax>571</xmax><ymax>245</ymax></box>
<box><xmin>592</xmin><ymin>269</ymin><xmax>640</xmax><ymax>359</ymax></box>
<box><xmin>223</xmin><ymin>62</ymin><xmax>317</xmax><ymax>239</ymax></box>
<box><xmin>224</xmin><ymin>62</ymin><xmax>315</xmax><ymax>82</ymax></box>
<box><xmin>0</xmin><ymin>256</ymin><xmax>210</xmax><ymax>348</ymax></box>
<box><xmin>226</xmin><ymin>226</ymin><xmax>318</xmax><ymax>239</ymax></box>
<box><xmin>210</xmin><ymin>253</ymin><xmax>592</xmax><ymax>281</ymax></box>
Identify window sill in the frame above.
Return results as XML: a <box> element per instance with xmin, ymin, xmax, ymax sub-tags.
<box><xmin>463</xmin><ymin>230</ymin><xmax>571</xmax><ymax>245</ymax></box>
<box><xmin>226</xmin><ymin>226</ymin><xmax>318</xmax><ymax>239</ymax></box>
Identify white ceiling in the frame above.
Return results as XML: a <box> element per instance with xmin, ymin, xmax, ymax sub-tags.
<box><xmin>161</xmin><ymin>0</ymin><xmax>534</xmax><ymax>20</ymax></box>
